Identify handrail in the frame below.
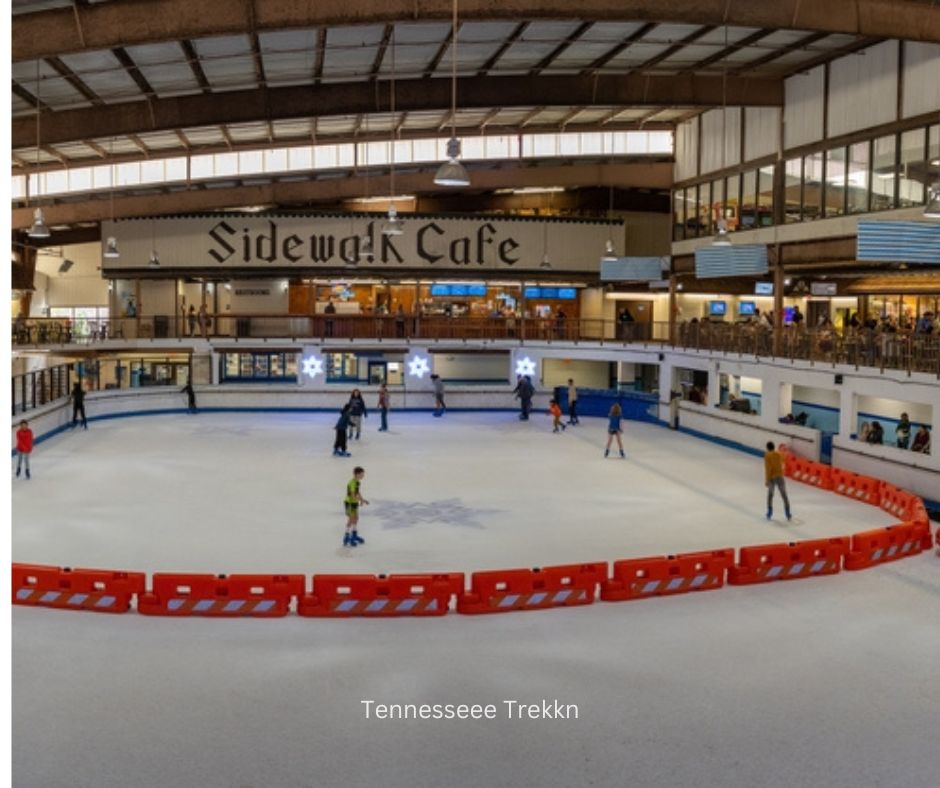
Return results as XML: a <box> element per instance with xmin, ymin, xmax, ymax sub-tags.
<box><xmin>11</xmin><ymin>316</ymin><xmax>940</xmax><ymax>377</ymax></box>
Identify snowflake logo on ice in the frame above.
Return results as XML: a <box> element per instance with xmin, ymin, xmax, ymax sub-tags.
<box><xmin>515</xmin><ymin>356</ymin><xmax>537</xmax><ymax>376</ymax></box>
<box><xmin>408</xmin><ymin>355</ymin><xmax>430</xmax><ymax>378</ymax></box>
<box><xmin>302</xmin><ymin>356</ymin><xmax>323</xmax><ymax>379</ymax></box>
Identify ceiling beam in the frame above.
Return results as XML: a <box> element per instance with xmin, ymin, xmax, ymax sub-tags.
<box><xmin>15</xmin><ymin>0</ymin><xmax>940</xmax><ymax>61</ymax></box>
<box><xmin>683</xmin><ymin>28</ymin><xmax>775</xmax><ymax>72</ymax></box>
<box><xmin>11</xmin><ymin>160</ymin><xmax>674</xmax><ymax>229</ymax></box>
<box><xmin>13</xmin><ymin>72</ymin><xmax>784</xmax><ymax>148</ymax></box>
<box><xmin>728</xmin><ymin>31</ymin><xmax>829</xmax><ymax>73</ymax></box>
<box><xmin>530</xmin><ymin>21</ymin><xmax>593</xmax><ymax>75</ymax></box>
<box><xmin>582</xmin><ymin>22</ymin><xmax>657</xmax><ymax>74</ymax></box>
<box><xmin>45</xmin><ymin>56</ymin><xmax>103</xmax><ymax>105</ymax></box>
<box><xmin>632</xmin><ymin>25</ymin><xmax>717</xmax><ymax>72</ymax></box>
<box><xmin>12</xmin><ymin>80</ymin><xmax>47</xmax><ymax>110</ymax></box>
<box><xmin>314</xmin><ymin>28</ymin><xmax>327</xmax><ymax>84</ymax></box>
<box><xmin>478</xmin><ymin>22</ymin><xmax>528</xmax><ymax>76</ymax></box>
<box><xmin>370</xmin><ymin>24</ymin><xmax>394</xmax><ymax>80</ymax></box>
<box><xmin>180</xmin><ymin>40</ymin><xmax>211</xmax><ymax>93</ymax></box>
<box><xmin>111</xmin><ymin>46</ymin><xmax>155</xmax><ymax>98</ymax></box>
<box><xmin>425</xmin><ymin>21</ymin><xmax>461</xmax><ymax>78</ymax></box>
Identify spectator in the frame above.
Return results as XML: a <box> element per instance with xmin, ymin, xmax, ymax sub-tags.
<box><xmin>858</xmin><ymin>421</ymin><xmax>872</xmax><ymax>442</ymax></box>
<box><xmin>791</xmin><ymin>305</ymin><xmax>804</xmax><ymax>326</ymax></box>
<box><xmin>324</xmin><ymin>301</ymin><xmax>336</xmax><ymax>337</ymax></box>
<box><xmin>866</xmin><ymin>421</ymin><xmax>884</xmax><ymax>445</ymax></box>
<box><xmin>911</xmin><ymin>425</ymin><xmax>931</xmax><ymax>454</ymax></box>
<box><xmin>347</xmin><ymin>389</ymin><xmax>368</xmax><ymax>440</ymax></box>
<box><xmin>395</xmin><ymin>304</ymin><xmax>406</xmax><ymax>338</ymax></box>
<box><xmin>187</xmin><ymin>305</ymin><xmax>197</xmax><ymax>337</ymax></box>
<box><xmin>896</xmin><ymin>413</ymin><xmax>911</xmax><ymax>449</ymax></box>
<box><xmin>915</xmin><ymin>312</ymin><xmax>934</xmax><ymax>335</ymax></box>
<box><xmin>197</xmin><ymin>303</ymin><xmax>209</xmax><ymax>338</ymax></box>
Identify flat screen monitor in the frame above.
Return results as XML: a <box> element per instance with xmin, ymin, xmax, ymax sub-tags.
<box><xmin>783</xmin><ymin>306</ymin><xmax>795</xmax><ymax>324</ymax></box>
<box><xmin>467</xmin><ymin>285</ymin><xmax>487</xmax><ymax>297</ymax></box>
<box><xmin>449</xmin><ymin>284</ymin><xmax>469</xmax><ymax>297</ymax></box>
<box><xmin>739</xmin><ymin>301</ymin><xmax>756</xmax><ymax>316</ymax></box>
<box><xmin>709</xmin><ymin>300</ymin><xmax>727</xmax><ymax>317</ymax></box>
<box><xmin>430</xmin><ymin>284</ymin><xmax>450</xmax><ymax>297</ymax></box>
<box><xmin>540</xmin><ymin>287</ymin><xmax>559</xmax><ymax>299</ymax></box>
<box><xmin>755</xmin><ymin>282</ymin><xmax>774</xmax><ymax>295</ymax></box>
<box><xmin>557</xmin><ymin>288</ymin><xmax>577</xmax><ymax>300</ymax></box>
<box><xmin>524</xmin><ymin>287</ymin><xmax>541</xmax><ymax>299</ymax></box>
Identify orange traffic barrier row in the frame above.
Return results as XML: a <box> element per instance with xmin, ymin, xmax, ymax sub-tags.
<box><xmin>298</xmin><ymin>573</ymin><xmax>464</xmax><ymax>617</ymax></box>
<box><xmin>599</xmin><ymin>550</ymin><xmax>733</xmax><ymax>602</ymax></box>
<box><xmin>878</xmin><ymin>482</ymin><xmax>918</xmax><ymax>521</ymax></box>
<box><xmin>830</xmin><ymin>468</ymin><xmax>881</xmax><ymax>506</ymax></box>
<box><xmin>844</xmin><ymin>523</ymin><xmax>927</xmax><ymax>570</ymax></box>
<box><xmin>728</xmin><ymin>538</ymin><xmax>847</xmax><ymax>585</ymax></box>
<box><xmin>457</xmin><ymin>563</ymin><xmax>606</xmax><ymax>614</ymax></box>
<box><xmin>12</xmin><ymin>564</ymin><xmax>145</xmax><ymax>614</ymax></box>
<box><xmin>138</xmin><ymin>573</ymin><xmax>305</xmax><ymax>617</ymax></box>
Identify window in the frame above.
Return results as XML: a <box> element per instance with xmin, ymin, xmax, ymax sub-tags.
<box><xmin>673</xmin><ymin>190</ymin><xmax>686</xmax><ymax>241</ymax></box>
<box><xmin>326</xmin><ymin>352</ymin><xmax>360</xmax><ymax>382</ymax></box>
<box><xmin>740</xmin><ymin>170</ymin><xmax>758</xmax><ymax>229</ymax></box>
<box><xmin>898</xmin><ymin>128</ymin><xmax>927</xmax><ymax>207</ymax></box>
<box><xmin>784</xmin><ymin>158</ymin><xmax>802</xmax><ymax>222</ymax></box>
<box><xmin>871</xmin><ymin>135</ymin><xmax>897</xmax><ymax>211</ymax></box>
<box><xmin>803</xmin><ymin>152</ymin><xmax>823</xmax><ymax>221</ymax></box>
<box><xmin>757</xmin><ymin>166</ymin><xmax>774</xmax><ymax>226</ymax></box>
<box><xmin>825</xmin><ymin>147</ymin><xmax>847</xmax><ymax>217</ymax></box>
<box><xmin>846</xmin><ymin>141</ymin><xmax>871</xmax><ymax>215</ymax></box>
<box><xmin>221</xmin><ymin>352</ymin><xmax>298</xmax><ymax>382</ymax></box>
<box><xmin>725</xmin><ymin>174</ymin><xmax>740</xmax><ymax>231</ymax></box>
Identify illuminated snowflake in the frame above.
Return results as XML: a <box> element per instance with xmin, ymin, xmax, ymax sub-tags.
<box><xmin>302</xmin><ymin>356</ymin><xmax>324</xmax><ymax>379</ymax></box>
<box><xmin>515</xmin><ymin>356</ymin><xmax>537</xmax><ymax>376</ymax></box>
<box><xmin>408</xmin><ymin>355</ymin><xmax>431</xmax><ymax>378</ymax></box>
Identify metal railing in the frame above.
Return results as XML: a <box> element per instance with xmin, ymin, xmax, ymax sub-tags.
<box><xmin>11</xmin><ymin>363</ymin><xmax>73</xmax><ymax>416</ymax></box>
<box><xmin>11</xmin><ymin>316</ymin><xmax>940</xmax><ymax>376</ymax></box>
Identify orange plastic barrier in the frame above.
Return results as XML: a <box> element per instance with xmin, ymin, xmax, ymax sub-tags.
<box><xmin>12</xmin><ymin>563</ymin><xmax>145</xmax><ymax>614</ymax></box>
<box><xmin>844</xmin><ymin>523</ymin><xmax>924</xmax><ymax>570</ymax></box>
<box><xmin>298</xmin><ymin>573</ymin><xmax>464</xmax><ymax>617</ymax></box>
<box><xmin>457</xmin><ymin>563</ymin><xmax>607</xmax><ymax>614</ymax></box>
<box><xmin>599</xmin><ymin>550</ymin><xmax>733</xmax><ymax>602</ymax></box>
<box><xmin>785</xmin><ymin>456</ymin><xmax>832</xmax><ymax>490</ymax></box>
<box><xmin>727</xmin><ymin>538</ymin><xmax>848</xmax><ymax>585</ymax></box>
<box><xmin>138</xmin><ymin>573</ymin><xmax>304</xmax><ymax>617</ymax></box>
<box><xmin>878</xmin><ymin>482</ymin><xmax>916</xmax><ymax>521</ymax></box>
<box><xmin>830</xmin><ymin>468</ymin><xmax>881</xmax><ymax>506</ymax></box>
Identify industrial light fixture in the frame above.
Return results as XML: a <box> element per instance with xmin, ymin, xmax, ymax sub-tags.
<box><xmin>57</xmin><ymin>258</ymin><xmax>74</xmax><ymax>274</ymax></box>
<box><xmin>383</xmin><ymin>28</ymin><xmax>406</xmax><ymax>237</ymax></box>
<box><xmin>148</xmin><ymin>220</ymin><xmax>160</xmax><ymax>268</ymax></box>
<box><xmin>433</xmin><ymin>0</ymin><xmax>470</xmax><ymax>187</ymax></box>
<box><xmin>103</xmin><ymin>237</ymin><xmax>120</xmax><ymax>258</ymax></box>
<box><xmin>712</xmin><ymin>218</ymin><xmax>732</xmax><ymax>246</ymax></box>
<box><xmin>925</xmin><ymin>183</ymin><xmax>940</xmax><ymax>218</ymax></box>
<box><xmin>600</xmin><ymin>185</ymin><xmax>618</xmax><ymax>262</ymax></box>
<box><xmin>539</xmin><ymin>219</ymin><xmax>552</xmax><ymax>269</ymax></box>
<box><xmin>27</xmin><ymin>60</ymin><xmax>51</xmax><ymax>239</ymax></box>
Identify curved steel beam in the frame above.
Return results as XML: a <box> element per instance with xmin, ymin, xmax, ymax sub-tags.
<box><xmin>13</xmin><ymin>73</ymin><xmax>781</xmax><ymax>149</ymax></box>
<box><xmin>12</xmin><ymin>0</ymin><xmax>940</xmax><ymax>61</ymax></box>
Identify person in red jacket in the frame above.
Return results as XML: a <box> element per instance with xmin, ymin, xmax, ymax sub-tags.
<box><xmin>15</xmin><ymin>419</ymin><xmax>34</xmax><ymax>479</ymax></box>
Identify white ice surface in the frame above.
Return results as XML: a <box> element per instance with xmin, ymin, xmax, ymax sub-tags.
<box><xmin>12</xmin><ymin>412</ymin><xmax>940</xmax><ymax>788</ymax></box>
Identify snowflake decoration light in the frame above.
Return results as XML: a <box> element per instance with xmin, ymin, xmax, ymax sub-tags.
<box><xmin>515</xmin><ymin>356</ymin><xmax>537</xmax><ymax>376</ymax></box>
<box><xmin>408</xmin><ymin>355</ymin><xmax>430</xmax><ymax>378</ymax></box>
<box><xmin>302</xmin><ymin>356</ymin><xmax>324</xmax><ymax>379</ymax></box>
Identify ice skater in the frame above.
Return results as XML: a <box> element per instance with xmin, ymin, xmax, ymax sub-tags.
<box><xmin>764</xmin><ymin>441</ymin><xmax>792</xmax><ymax>520</ymax></box>
<box><xmin>333</xmin><ymin>404</ymin><xmax>352</xmax><ymax>457</ymax></box>
<box><xmin>549</xmin><ymin>399</ymin><xmax>566</xmax><ymax>432</ymax></box>
<box><xmin>343</xmin><ymin>466</ymin><xmax>369</xmax><ymax>547</ymax></box>
<box><xmin>604</xmin><ymin>403</ymin><xmax>625</xmax><ymax>458</ymax></box>
<box><xmin>377</xmin><ymin>383</ymin><xmax>389</xmax><ymax>431</ymax></box>
<box><xmin>15</xmin><ymin>419</ymin><xmax>34</xmax><ymax>479</ymax></box>
<box><xmin>431</xmin><ymin>374</ymin><xmax>445</xmax><ymax>417</ymax></box>
<box><xmin>70</xmin><ymin>382</ymin><xmax>88</xmax><ymax>429</ymax></box>
<box><xmin>566</xmin><ymin>378</ymin><xmax>579</xmax><ymax>425</ymax></box>
<box><xmin>181</xmin><ymin>381</ymin><xmax>197</xmax><ymax>413</ymax></box>
<box><xmin>347</xmin><ymin>389</ymin><xmax>368</xmax><ymax>440</ymax></box>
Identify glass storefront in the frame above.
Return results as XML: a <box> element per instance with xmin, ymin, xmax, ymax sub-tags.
<box><xmin>221</xmin><ymin>352</ymin><xmax>298</xmax><ymax>382</ymax></box>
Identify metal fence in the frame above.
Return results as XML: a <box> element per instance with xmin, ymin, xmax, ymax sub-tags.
<box><xmin>11</xmin><ymin>363</ymin><xmax>73</xmax><ymax>416</ymax></box>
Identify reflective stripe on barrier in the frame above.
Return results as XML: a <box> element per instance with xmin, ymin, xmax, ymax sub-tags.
<box><xmin>727</xmin><ymin>538</ymin><xmax>847</xmax><ymax>585</ymax></box>
<box><xmin>599</xmin><ymin>550</ymin><xmax>733</xmax><ymax>602</ymax></box>
<box><xmin>830</xmin><ymin>469</ymin><xmax>881</xmax><ymax>506</ymax></box>
<box><xmin>12</xmin><ymin>563</ymin><xmax>145</xmax><ymax>614</ymax></box>
<box><xmin>298</xmin><ymin>573</ymin><xmax>464</xmax><ymax>617</ymax></box>
<box><xmin>844</xmin><ymin>523</ymin><xmax>925</xmax><ymax>570</ymax></box>
<box><xmin>785</xmin><ymin>456</ymin><xmax>832</xmax><ymax>490</ymax></box>
<box><xmin>138</xmin><ymin>574</ymin><xmax>304</xmax><ymax>617</ymax></box>
<box><xmin>457</xmin><ymin>563</ymin><xmax>607</xmax><ymax>614</ymax></box>
<box><xmin>878</xmin><ymin>482</ymin><xmax>915</xmax><ymax>520</ymax></box>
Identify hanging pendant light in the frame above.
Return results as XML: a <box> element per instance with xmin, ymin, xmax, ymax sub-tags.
<box><xmin>28</xmin><ymin>208</ymin><xmax>50</xmax><ymax>239</ymax></box>
<box><xmin>925</xmin><ymin>183</ymin><xmax>940</xmax><ymax>218</ymax></box>
<box><xmin>434</xmin><ymin>0</ymin><xmax>469</xmax><ymax>187</ymax></box>
<box><xmin>383</xmin><ymin>28</ymin><xmax>405</xmax><ymax>237</ymax></box>
<box><xmin>539</xmin><ymin>221</ymin><xmax>552</xmax><ymax>269</ymax></box>
<box><xmin>28</xmin><ymin>60</ymin><xmax>51</xmax><ymax>239</ymax></box>
<box><xmin>601</xmin><ymin>239</ymin><xmax>617</xmax><ymax>263</ymax></box>
<box><xmin>712</xmin><ymin>218</ymin><xmax>732</xmax><ymax>246</ymax></box>
<box><xmin>600</xmin><ymin>185</ymin><xmax>617</xmax><ymax>262</ymax></box>
<box><xmin>148</xmin><ymin>219</ymin><xmax>160</xmax><ymax>267</ymax></box>
<box><xmin>359</xmin><ymin>232</ymin><xmax>374</xmax><ymax>260</ymax></box>
<box><xmin>103</xmin><ymin>137</ymin><xmax>120</xmax><ymax>258</ymax></box>
<box><xmin>103</xmin><ymin>236</ymin><xmax>120</xmax><ymax>258</ymax></box>
<box><xmin>148</xmin><ymin>250</ymin><xmax>160</xmax><ymax>268</ymax></box>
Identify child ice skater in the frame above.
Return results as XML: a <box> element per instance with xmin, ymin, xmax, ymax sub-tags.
<box><xmin>15</xmin><ymin>419</ymin><xmax>34</xmax><ymax>479</ymax></box>
<box><xmin>343</xmin><ymin>466</ymin><xmax>369</xmax><ymax>547</ymax></box>
<box><xmin>764</xmin><ymin>441</ymin><xmax>792</xmax><ymax>521</ymax></box>
<box><xmin>604</xmin><ymin>403</ymin><xmax>625</xmax><ymax>458</ymax></box>
<box><xmin>549</xmin><ymin>399</ymin><xmax>566</xmax><ymax>433</ymax></box>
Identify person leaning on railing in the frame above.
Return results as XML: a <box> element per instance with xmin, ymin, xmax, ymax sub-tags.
<box><xmin>911</xmin><ymin>425</ymin><xmax>931</xmax><ymax>454</ymax></box>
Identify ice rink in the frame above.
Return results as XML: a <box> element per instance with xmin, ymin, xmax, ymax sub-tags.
<box><xmin>12</xmin><ymin>411</ymin><xmax>940</xmax><ymax>788</ymax></box>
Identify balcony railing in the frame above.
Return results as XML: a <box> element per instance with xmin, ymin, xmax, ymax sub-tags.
<box><xmin>11</xmin><ymin>316</ymin><xmax>940</xmax><ymax>376</ymax></box>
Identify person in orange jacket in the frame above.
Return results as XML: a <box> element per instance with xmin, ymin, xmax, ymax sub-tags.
<box><xmin>549</xmin><ymin>399</ymin><xmax>566</xmax><ymax>433</ymax></box>
<box><xmin>764</xmin><ymin>441</ymin><xmax>792</xmax><ymax>521</ymax></box>
<box><xmin>15</xmin><ymin>419</ymin><xmax>34</xmax><ymax>479</ymax></box>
